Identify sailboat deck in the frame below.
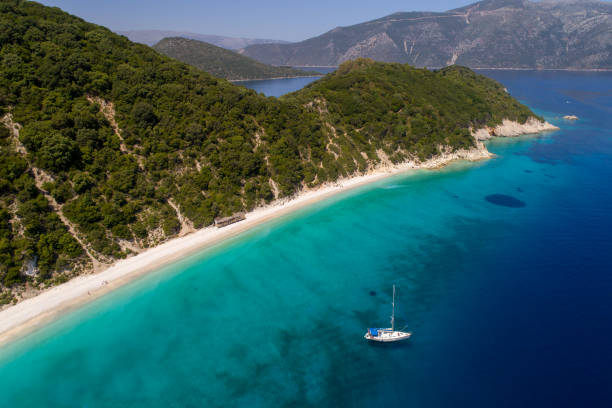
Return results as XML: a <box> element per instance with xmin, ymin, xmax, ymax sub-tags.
<box><xmin>364</xmin><ymin>285</ymin><xmax>412</xmax><ymax>342</ymax></box>
<box><xmin>364</xmin><ymin>328</ymin><xmax>412</xmax><ymax>342</ymax></box>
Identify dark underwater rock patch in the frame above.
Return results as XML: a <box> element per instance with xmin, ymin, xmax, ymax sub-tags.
<box><xmin>369</xmin><ymin>291</ymin><xmax>377</xmax><ymax>296</ymax></box>
<box><xmin>485</xmin><ymin>194</ymin><xmax>526</xmax><ymax>208</ymax></box>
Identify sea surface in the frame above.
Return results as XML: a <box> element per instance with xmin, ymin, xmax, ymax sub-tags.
<box><xmin>234</xmin><ymin>66</ymin><xmax>335</xmax><ymax>97</ymax></box>
<box><xmin>1</xmin><ymin>71</ymin><xmax>611</xmax><ymax>407</ymax></box>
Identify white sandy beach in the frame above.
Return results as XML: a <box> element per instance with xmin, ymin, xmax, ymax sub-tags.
<box><xmin>0</xmin><ymin>120</ymin><xmax>557</xmax><ymax>346</ymax></box>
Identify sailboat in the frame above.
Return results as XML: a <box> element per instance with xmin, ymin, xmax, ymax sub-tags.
<box><xmin>364</xmin><ymin>285</ymin><xmax>412</xmax><ymax>342</ymax></box>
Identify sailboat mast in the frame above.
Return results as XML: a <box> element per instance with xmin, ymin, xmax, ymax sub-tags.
<box><xmin>391</xmin><ymin>285</ymin><xmax>395</xmax><ymax>331</ymax></box>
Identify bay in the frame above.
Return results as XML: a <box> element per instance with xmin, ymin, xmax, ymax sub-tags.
<box><xmin>0</xmin><ymin>71</ymin><xmax>610</xmax><ymax>407</ymax></box>
<box><xmin>233</xmin><ymin>66</ymin><xmax>335</xmax><ymax>97</ymax></box>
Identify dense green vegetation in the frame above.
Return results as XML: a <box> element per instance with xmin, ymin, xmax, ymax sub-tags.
<box><xmin>0</xmin><ymin>120</ymin><xmax>84</xmax><ymax>296</ymax></box>
<box><xmin>0</xmin><ymin>1</ymin><xmax>537</xmax><ymax>295</ymax></box>
<box><xmin>153</xmin><ymin>37</ymin><xmax>317</xmax><ymax>80</ymax></box>
<box><xmin>288</xmin><ymin>59</ymin><xmax>535</xmax><ymax>163</ymax></box>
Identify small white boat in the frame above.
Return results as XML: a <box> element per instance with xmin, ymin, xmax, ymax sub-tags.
<box><xmin>365</xmin><ymin>285</ymin><xmax>412</xmax><ymax>342</ymax></box>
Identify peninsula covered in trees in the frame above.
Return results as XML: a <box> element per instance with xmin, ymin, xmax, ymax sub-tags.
<box><xmin>153</xmin><ymin>37</ymin><xmax>317</xmax><ymax>81</ymax></box>
<box><xmin>1</xmin><ymin>0</ymin><xmax>541</xmax><ymax>301</ymax></box>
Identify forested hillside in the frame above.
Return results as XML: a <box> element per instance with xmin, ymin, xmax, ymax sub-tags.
<box><xmin>0</xmin><ymin>1</ymin><xmax>536</xmax><ymax>300</ymax></box>
<box><xmin>288</xmin><ymin>59</ymin><xmax>534</xmax><ymax>163</ymax></box>
<box><xmin>153</xmin><ymin>37</ymin><xmax>315</xmax><ymax>80</ymax></box>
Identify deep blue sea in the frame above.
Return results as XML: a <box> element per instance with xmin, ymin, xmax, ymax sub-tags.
<box><xmin>0</xmin><ymin>71</ymin><xmax>611</xmax><ymax>407</ymax></box>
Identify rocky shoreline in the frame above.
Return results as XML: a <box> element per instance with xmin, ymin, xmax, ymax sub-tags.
<box><xmin>472</xmin><ymin>117</ymin><xmax>559</xmax><ymax>140</ymax></box>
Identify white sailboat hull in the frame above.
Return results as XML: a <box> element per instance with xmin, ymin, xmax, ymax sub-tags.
<box><xmin>366</xmin><ymin>285</ymin><xmax>411</xmax><ymax>342</ymax></box>
<box><xmin>364</xmin><ymin>329</ymin><xmax>412</xmax><ymax>343</ymax></box>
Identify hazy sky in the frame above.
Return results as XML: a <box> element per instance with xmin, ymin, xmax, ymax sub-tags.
<box><xmin>38</xmin><ymin>0</ymin><xmax>478</xmax><ymax>41</ymax></box>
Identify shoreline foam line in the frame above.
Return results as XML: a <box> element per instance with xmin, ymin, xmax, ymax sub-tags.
<box><xmin>0</xmin><ymin>120</ymin><xmax>557</xmax><ymax>347</ymax></box>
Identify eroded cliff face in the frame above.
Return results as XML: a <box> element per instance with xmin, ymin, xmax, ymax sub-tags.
<box><xmin>242</xmin><ymin>0</ymin><xmax>612</xmax><ymax>69</ymax></box>
<box><xmin>338</xmin><ymin>33</ymin><xmax>403</xmax><ymax>64</ymax></box>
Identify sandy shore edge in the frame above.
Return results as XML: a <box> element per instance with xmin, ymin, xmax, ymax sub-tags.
<box><xmin>0</xmin><ymin>147</ymin><xmax>490</xmax><ymax>346</ymax></box>
<box><xmin>0</xmin><ymin>119</ymin><xmax>557</xmax><ymax>347</ymax></box>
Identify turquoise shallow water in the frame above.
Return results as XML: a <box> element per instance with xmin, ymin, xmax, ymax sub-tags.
<box><xmin>0</xmin><ymin>71</ymin><xmax>611</xmax><ymax>407</ymax></box>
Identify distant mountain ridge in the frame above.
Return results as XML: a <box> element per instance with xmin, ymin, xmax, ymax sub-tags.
<box><xmin>153</xmin><ymin>37</ymin><xmax>317</xmax><ymax>80</ymax></box>
<box><xmin>117</xmin><ymin>29</ymin><xmax>289</xmax><ymax>49</ymax></box>
<box><xmin>240</xmin><ymin>0</ymin><xmax>612</xmax><ymax>69</ymax></box>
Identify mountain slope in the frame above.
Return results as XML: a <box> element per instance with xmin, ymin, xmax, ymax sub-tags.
<box><xmin>0</xmin><ymin>1</ymin><xmax>540</xmax><ymax>300</ymax></box>
<box><xmin>153</xmin><ymin>37</ymin><xmax>316</xmax><ymax>80</ymax></box>
<box><xmin>240</xmin><ymin>0</ymin><xmax>612</xmax><ymax>69</ymax></box>
<box><xmin>117</xmin><ymin>29</ymin><xmax>289</xmax><ymax>49</ymax></box>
